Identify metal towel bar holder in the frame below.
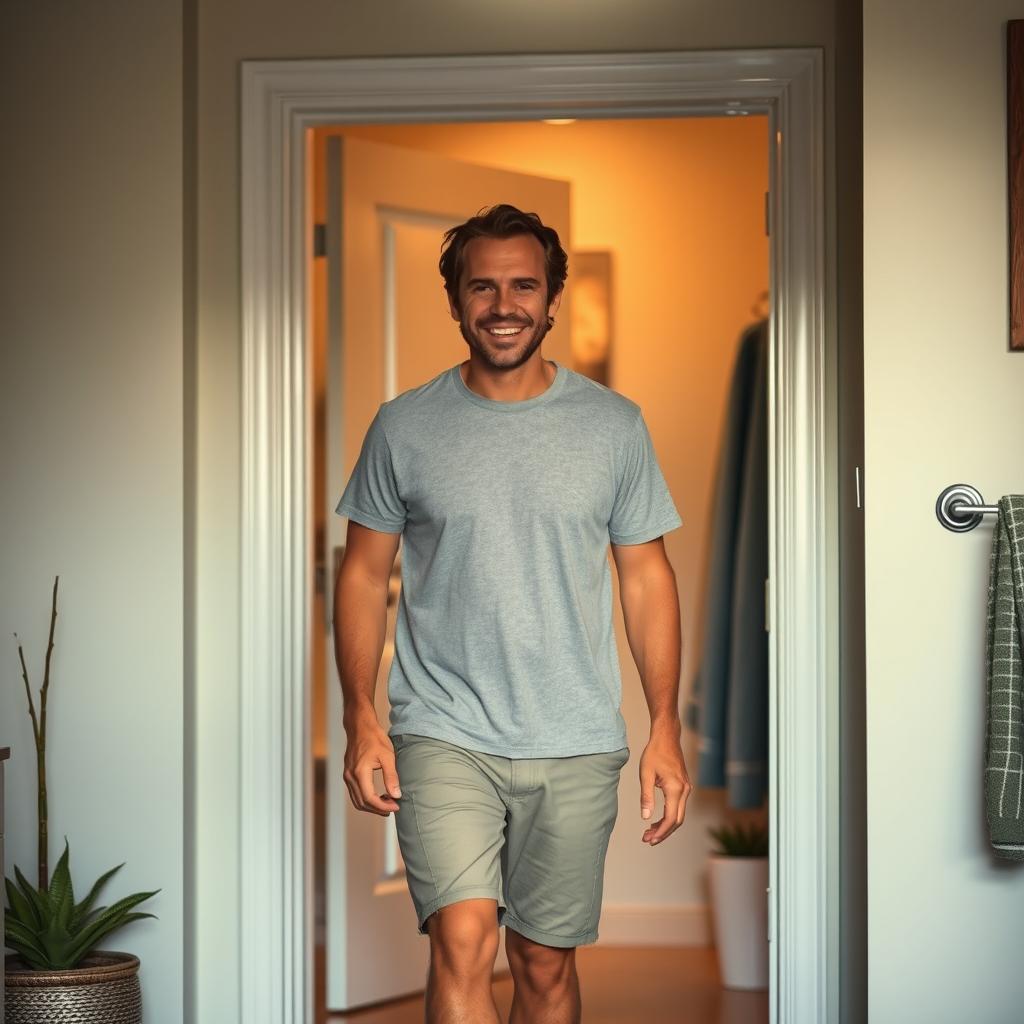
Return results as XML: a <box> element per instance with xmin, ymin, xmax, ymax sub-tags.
<box><xmin>935</xmin><ymin>484</ymin><xmax>1000</xmax><ymax>533</ymax></box>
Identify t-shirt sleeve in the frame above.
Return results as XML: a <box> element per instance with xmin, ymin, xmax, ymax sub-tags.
<box><xmin>335</xmin><ymin>406</ymin><xmax>407</xmax><ymax>534</ymax></box>
<box><xmin>608</xmin><ymin>411</ymin><xmax>683</xmax><ymax>545</ymax></box>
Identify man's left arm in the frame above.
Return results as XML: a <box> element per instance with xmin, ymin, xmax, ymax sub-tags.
<box><xmin>611</xmin><ymin>536</ymin><xmax>693</xmax><ymax>847</ymax></box>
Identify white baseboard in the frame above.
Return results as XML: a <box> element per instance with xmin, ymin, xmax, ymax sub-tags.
<box><xmin>596</xmin><ymin>903</ymin><xmax>712</xmax><ymax>947</ymax></box>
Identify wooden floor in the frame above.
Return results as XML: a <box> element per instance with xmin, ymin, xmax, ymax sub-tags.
<box><xmin>317</xmin><ymin>944</ymin><xmax>768</xmax><ymax>1023</ymax></box>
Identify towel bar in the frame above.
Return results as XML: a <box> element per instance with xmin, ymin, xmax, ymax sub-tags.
<box><xmin>935</xmin><ymin>484</ymin><xmax>1000</xmax><ymax>532</ymax></box>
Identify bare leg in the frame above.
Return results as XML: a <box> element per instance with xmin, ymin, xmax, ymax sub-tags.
<box><xmin>425</xmin><ymin>898</ymin><xmax>502</xmax><ymax>1024</ymax></box>
<box><xmin>505</xmin><ymin>927</ymin><xmax>581</xmax><ymax>1024</ymax></box>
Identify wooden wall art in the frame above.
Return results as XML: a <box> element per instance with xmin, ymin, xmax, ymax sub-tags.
<box><xmin>1008</xmin><ymin>20</ymin><xmax>1024</xmax><ymax>349</ymax></box>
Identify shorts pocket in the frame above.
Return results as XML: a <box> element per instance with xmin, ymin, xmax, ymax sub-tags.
<box><xmin>590</xmin><ymin>746</ymin><xmax>630</xmax><ymax>772</ymax></box>
<box><xmin>605</xmin><ymin>746</ymin><xmax>630</xmax><ymax>769</ymax></box>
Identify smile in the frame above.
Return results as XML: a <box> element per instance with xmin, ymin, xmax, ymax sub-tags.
<box><xmin>486</xmin><ymin>326</ymin><xmax>525</xmax><ymax>336</ymax></box>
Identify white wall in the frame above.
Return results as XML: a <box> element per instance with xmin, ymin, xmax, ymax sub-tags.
<box><xmin>0</xmin><ymin>3</ymin><xmax>184</xmax><ymax>1021</ymax></box>
<box><xmin>864</xmin><ymin>3</ymin><xmax>1024</xmax><ymax>1020</ymax></box>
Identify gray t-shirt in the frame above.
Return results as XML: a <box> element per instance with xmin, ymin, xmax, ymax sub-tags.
<box><xmin>335</xmin><ymin>358</ymin><xmax>682</xmax><ymax>757</ymax></box>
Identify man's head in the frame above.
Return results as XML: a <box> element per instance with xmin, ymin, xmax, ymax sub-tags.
<box><xmin>439</xmin><ymin>204</ymin><xmax>568</xmax><ymax>372</ymax></box>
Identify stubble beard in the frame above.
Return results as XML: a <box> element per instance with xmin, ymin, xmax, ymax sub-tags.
<box><xmin>457</xmin><ymin>309</ymin><xmax>553</xmax><ymax>373</ymax></box>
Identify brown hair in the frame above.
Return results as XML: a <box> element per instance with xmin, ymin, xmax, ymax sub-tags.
<box><xmin>439</xmin><ymin>203</ymin><xmax>568</xmax><ymax>310</ymax></box>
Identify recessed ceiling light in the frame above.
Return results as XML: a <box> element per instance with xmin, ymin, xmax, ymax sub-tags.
<box><xmin>542</xmin><ymin>118</ymin><xmax>577</xmax><ymax>125</ymax></box>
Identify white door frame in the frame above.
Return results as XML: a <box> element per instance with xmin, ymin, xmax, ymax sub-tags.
<box><xmin>240</xmin><ymin>48</ymin><xmax>834</xmax><ymax>1024</ymax></box>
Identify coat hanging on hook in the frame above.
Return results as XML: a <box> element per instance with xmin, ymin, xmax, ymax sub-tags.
<box><xmin>684</xmin><ymin>317</ymin><xmax>769</xmax><ymax>810</ymax></box>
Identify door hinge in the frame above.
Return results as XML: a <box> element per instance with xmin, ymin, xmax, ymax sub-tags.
<box><xmin>764</xmin><ymin>577</ymin><xmax>771</xmax><ymax>633</ymax></box>
<box><xmin>313</xmin><ymin>223</ymin><xmax>327</xmax><ymax>259</ymax></box>
<box><xmin>764</xmin><ymin>191</ymin><xmax>770</xmax><ymax>236</ymax></box>
<box><xmin>766</xmin><ymin>885</ymin><xmax>774</xmax><ymax>942</ymax></box>
<box><xmin>855</xmin><ymin>465</ymin><xmax>863</xmax><ymax>510</ymax></box>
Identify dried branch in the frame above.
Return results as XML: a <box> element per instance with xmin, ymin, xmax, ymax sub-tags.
<box><xmin>11</xmin><ymin>575</ymin><xmax>59</xmax><ymax>889</ymax></box>
<box><xmin>36</xmin><ymin>575</ymin><xmax>59</xmax><ymax>888</ymax></box>
<box><xmin>14</xmin><ymin>636</ymin><xmax>40</xmax><ymax>746</ymax></box>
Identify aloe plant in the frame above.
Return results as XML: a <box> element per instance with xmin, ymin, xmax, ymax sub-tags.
<box><xmin>708</xmin><ymin>821</ymin><xmax>769</xmax><ymax>857</ymax></box>
<box><xmin>5</xmin><ymin>836</ymin><xmax>160</xmax><ymax>970</ymax></box>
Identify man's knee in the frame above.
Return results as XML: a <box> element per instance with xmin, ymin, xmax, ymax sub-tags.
<box><xmin>427</xmin><ymin>898</ymin><xmax>500</xmax><ymax>976</ymax></box>
<box><xmin>505</xmin><ymin>928</ymin><xmax>576</xmax><ymax>990</ymax></box>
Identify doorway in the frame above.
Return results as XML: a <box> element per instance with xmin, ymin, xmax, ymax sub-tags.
<box><xmin>239</xmin><ymin>49</ymin><xmax>834</xmax><ymax>1024</ymax></box>
<box><xmin>311</xmin><ymin>119</ymin><xmax>770</xmax><ymax>1020</ymax></box>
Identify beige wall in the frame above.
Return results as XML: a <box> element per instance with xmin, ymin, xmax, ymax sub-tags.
<box><xmin>0</xmin><ymin>3</ymin><xmax>856</xmax><ymax>1023</ymax></box>
<box><xmin>0</xmin><ymin>3</ymin><xmax>184</xmax><ymax>1021</ymax></box>
<box><xmin>864</xmin><ymin>2</ymin><xmax>1024</xmax><ymax>1019</ymax></box>
<box><xmin>313</xmin><ymin>116</ymin><xmax>769</xmax><ymax>919</ymax></box>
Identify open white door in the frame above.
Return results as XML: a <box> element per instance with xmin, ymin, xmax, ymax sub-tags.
<box><xmin>324</xmin><ymin>135</ymin><xmax>572</xmax><ymax>1012</ymax></box>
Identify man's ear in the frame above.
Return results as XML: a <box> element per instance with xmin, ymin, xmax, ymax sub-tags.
<box><xmin>548</xmin><ymin>286</ymin><xmax>564</xmax><ymax>318</ymax></box>
<box><xmin>447</xmin><ymin>293</ymin><xmax>461</xmax><ymax>322</ymax></box>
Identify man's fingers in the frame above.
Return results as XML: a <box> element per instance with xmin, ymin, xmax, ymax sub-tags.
<box><xmin>677</xmin><ymin>779</ymin><xmax>692</xmax><ymax>826</ymax></box>
<box><xmin>649</xmin><ymin>786</ymin><xmax>682</xmax><ymax>843</ymax></box>
<box><xmin>642</xmin><ymin>777</ymin><xmax>693</xmax><ymax>845</ymax></box>
<box><xmin>640</xmin><ymin>769</ymin><xmax>655</xmax><ymax>821</ymax></box>
<box><xmin>343</xmin><ymin>761</ymin><xmax>400</xmax><ymax>816</ymax></box>
<box><xmin>357</xmin><ymin>765</ymin><xmax>398</xmax><ymax>814</ymax></box>
<box><xmin>343</xmin><ymin>772</ymin><xmax>364</xmax><ymax>812</ymax></box>
<box><xmin>381</xmin><ymin>754</ymin><xmax>402</xmax><ymax>799</ymax></box>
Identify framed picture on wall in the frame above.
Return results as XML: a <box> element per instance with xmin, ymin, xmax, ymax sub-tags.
<box><xmin>1007</xmin><ymin>20</ymin><xmax>1024</xmax><ymax>350</ymax></box>
<box><xmin>570</xmin><ymin>250</ymin><xmax>614</xmax><ymax>384</ymax></box>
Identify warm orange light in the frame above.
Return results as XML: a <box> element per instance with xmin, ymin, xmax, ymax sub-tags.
<box><xmin>542</xmin><ymin>118</ymin><xmax>577</xmax><ymax>125</ymax></box>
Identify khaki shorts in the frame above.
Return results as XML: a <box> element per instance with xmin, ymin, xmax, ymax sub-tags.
<box><xmin>391</xmin><ymin>732</ymin><xmax>630</xmax><ymax>948</ymax></box>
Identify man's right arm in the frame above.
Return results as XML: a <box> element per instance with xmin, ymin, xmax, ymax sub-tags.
<box><xmin>333</xmin><ymin>520</ymin><xmax>403</xmax><ymax>816</ymax></box>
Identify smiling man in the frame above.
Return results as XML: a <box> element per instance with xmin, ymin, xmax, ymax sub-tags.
<box><xmin>334</xmin><ymin>203</ymin><xmax>690</xmax><ymax>1024</ymax></box>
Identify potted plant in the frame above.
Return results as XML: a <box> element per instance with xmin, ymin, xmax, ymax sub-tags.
<box><xmin>706</xmin><ymin>820</ymin><xmax>769</xmax><ymax>990</ymax></box>
<box><xmin>4</xmin><ymin>576</ymin><xmax>160</xmax><ymax>1024</ymax></box>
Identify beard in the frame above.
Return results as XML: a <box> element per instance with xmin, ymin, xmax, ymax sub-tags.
<box><xmin>457</xmin><ymin>308</ymin><xmax>554</xmax><ymax>372</ymax></box>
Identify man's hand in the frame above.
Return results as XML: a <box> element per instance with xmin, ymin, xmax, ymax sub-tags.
<box><xmin>343</xmin><ymin>717</ymin><xmax>402</xmax><ymax>817</ymax></box>
<box><xmin>639</xmin><ymin>726</ymin><xmax>693</xmax><ymax>846</ymax></box>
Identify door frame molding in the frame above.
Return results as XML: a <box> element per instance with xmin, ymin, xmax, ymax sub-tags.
<box><xmin>240</xmin><ymin>48</ymin><xmax>834</xmax><ymax>1024</ymax></box>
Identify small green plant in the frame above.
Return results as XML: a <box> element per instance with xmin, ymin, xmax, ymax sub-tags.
<box><xmin>5</xmin><ymin>837</ymin><xmax>159</xmax><ymax>970</ymax></box>
<box><xmin>4</xmin><ymin>575</ymin><xmax>160</xmax><ymax>970</ymax></box>
<box><xmin>708</xmin><ymin>821</ymin><xmax>769</xmax><ymax>857</ymax></box>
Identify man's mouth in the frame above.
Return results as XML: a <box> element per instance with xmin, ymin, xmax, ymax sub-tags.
<box><xmin>484</xmin><ymin>325</ymin><xmax>526</xmax><ymax>337</ymax></box>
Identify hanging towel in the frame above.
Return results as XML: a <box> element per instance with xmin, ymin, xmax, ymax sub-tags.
<box><xmin>986</xmin><ymin>495</ymin><xmax>1024</xmax><ymax>860</ymax></box>
<box><xmin>683</xmin><ymin>319</ymin><xmax>769</xmax><ymax>809</ymax></box>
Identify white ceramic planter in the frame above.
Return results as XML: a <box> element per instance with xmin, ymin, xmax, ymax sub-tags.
<box><xmin>707</xmin><ymin>855</ymin><xmax>769</xmax><ymax>990</ymax></box>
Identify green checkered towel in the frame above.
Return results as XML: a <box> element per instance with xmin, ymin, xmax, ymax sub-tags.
<box><xmin>986</xmin><ymin>495</ymin><xmax>1024</xmax><ymax>860</ymax></box>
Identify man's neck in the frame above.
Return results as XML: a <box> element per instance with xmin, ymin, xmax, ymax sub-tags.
<box><xmin>460</xmin><ymin>357</ymin><xmax>555</xmax><ymax>402</ymax></box>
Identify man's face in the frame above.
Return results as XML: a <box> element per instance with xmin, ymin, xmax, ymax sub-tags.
<box><xmin>449</xmin><ymin>233</ymin><xmax>563</xmax><ymax>371</ymax></box>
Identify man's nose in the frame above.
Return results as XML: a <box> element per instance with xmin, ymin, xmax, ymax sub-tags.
<box><xmin>490</xmin><ymin>286</ymin><xmax>517</xmax><ymax>317</ymax></box>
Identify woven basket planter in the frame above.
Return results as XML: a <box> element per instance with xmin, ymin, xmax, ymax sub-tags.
<box><xmin>4</xmin><ymin>950</ymin><xmax>142</xmax><ymax>1023</ymax></box>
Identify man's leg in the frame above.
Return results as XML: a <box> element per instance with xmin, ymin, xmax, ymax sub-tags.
<box><xmin>425</xmin><ymin>897</ymin><xmax>502</xmax><ymax>1024</ymax></box>
<box><xmin>499</xmin><ymin>746</ymin><xmax>629</xmax><ymax>1022</ymax></box>
<box><xmin>505</xmin><ymin>928</ymin><xmax>581</xmax><ymax>1024</ymax></box>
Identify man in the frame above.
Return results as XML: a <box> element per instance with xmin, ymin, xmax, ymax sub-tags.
<box><xmin>333</xmin><ymin>203</ymin><xmax>691</xmax><ymax>1024</ymax></box>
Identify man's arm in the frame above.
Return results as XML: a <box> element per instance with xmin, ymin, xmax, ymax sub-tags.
<box><xmin>610</xmin><ymin>536</ymin><xmax>692</xmax><ymax>846</ymax></box>
<box><xmin>611</xmin><ymin>537</ymin><xmax>682</xmax><ymax>731</ymax></box>
<box><xmin>333</xmin><ymin>520</ymin><xmax>403</xmax><ymax>816</ymax></box>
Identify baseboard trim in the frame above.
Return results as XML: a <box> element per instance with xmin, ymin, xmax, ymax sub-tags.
<box><xmin>596</xmin><ymin>903</ymin><xmax>711</xmax><ymax>947</ymax></box>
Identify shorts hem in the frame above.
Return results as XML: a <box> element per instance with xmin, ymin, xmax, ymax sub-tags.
<box><xmin>501</xmin><ymin>912</ymin><xmax>598</xmax><ymax>949</ymax></box>
<box><xmin>416</xmin><ymin>886</ymin><xmax>505</xmax><ymax>935</ymax></box>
